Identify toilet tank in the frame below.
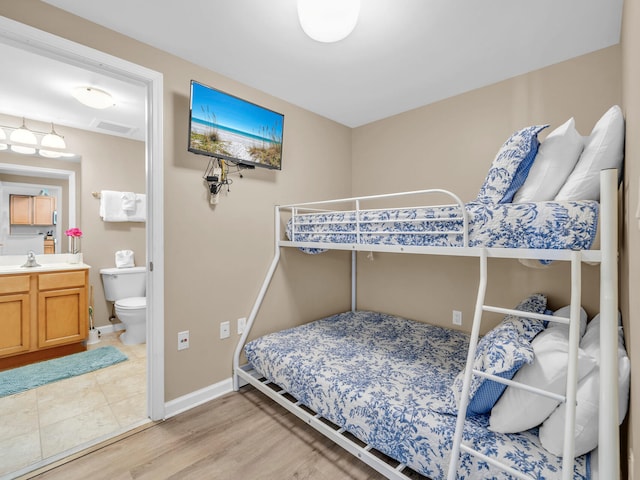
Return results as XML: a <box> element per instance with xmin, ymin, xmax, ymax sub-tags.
<box><xmin>100</xmin><ymin>266</ymin><xmax>146</xmax><ymax>301</ymax></box>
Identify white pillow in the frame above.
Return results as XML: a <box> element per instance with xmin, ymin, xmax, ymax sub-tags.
<box><xmin>552</xmin><ymin>305</ymin><xmax>588</xmax><ymax>338</ymax></box>
<box><xmin>554</xmin><ymin>105</ymin><xmax>624</xmax><ymax>201</ymax></box>
<box><xmin>513</xmin><ymin>118</ymin><xmax>584</xmax><ymax>202</ymax></box>
<box><xmin>488</xmin><ymin>324</ymin><xmax>596</xmax><ymax>433</ymax></box>
<box><xmin>539</xmin><ymin>314</ymin><xmax>630</xmax><ymax>457</ymax></box>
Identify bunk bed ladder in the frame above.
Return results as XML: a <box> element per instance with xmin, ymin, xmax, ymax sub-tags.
<box><xmin>447</xmin><ymin>250</ymin><xmax>583</xmax><ymax>480</ymax></box>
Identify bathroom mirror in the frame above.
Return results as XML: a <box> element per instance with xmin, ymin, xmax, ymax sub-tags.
<box><xmin>0</xmin><ymin>153</ymin><xmax>79</xmax><ymax>256</ymax></box>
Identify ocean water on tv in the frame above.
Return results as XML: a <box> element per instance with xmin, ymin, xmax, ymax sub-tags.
<box><xmin>192</xmin><ymin>118</ymin><xmax>279</xmax><ymax>145</ymax></box>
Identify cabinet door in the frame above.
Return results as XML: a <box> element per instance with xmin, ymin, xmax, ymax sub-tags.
<box><xmin>33</xmin><ymin>196</ymin><xmax>56</xmax><ymax>225</ymax></box>
<box><xmin>0</xmin><ymin>293</ymin><xmax>31</xmax><ymax>357</ymax></box>
<box><xmin>10</xmin><ymin>195</ymin><xmax>32</xmax><ymax>225</ymax></box>
<box><xmin>38</xmin><ymin>287</ymin><xmax>87</xmax><ymax>348</ymax></box>
<box><xmin>0</xmin><ymin>275</ymin><xmax>31</xmax><ymax>357</ymax></box>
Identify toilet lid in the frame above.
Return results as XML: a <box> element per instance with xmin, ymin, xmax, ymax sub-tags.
<box><xmin>115</xmin><ymin>296</ymin><xmax>146</xmax><ymax>309</ymax></box>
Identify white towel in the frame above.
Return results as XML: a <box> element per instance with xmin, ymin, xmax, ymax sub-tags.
<box><xmin>100</xmin><ymin>190</ymin><xmax>128</xmax><ymax>222</ymax></box>
<box><xmin>125</xmin><ymin>194</ymin><xmax>146</xmax><ymax>222</ymax></box>
<box><xmin>115</xmin><ymin>250</ymin><xmax>135</xmax><ymax>268</ymax></box>
<box><xmin>121</xmin><ymin>192</ymin><xmax>136</xmax><ymax>212</ymax></box>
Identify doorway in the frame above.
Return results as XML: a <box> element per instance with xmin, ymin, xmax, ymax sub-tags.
<box><xmin>0</xmin><ymin>15</ymin><xmax>165</xmax><ymax>476</ymax></box>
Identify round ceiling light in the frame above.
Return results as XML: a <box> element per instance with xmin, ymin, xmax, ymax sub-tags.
<box><xmin>297</xmin><ymin>0</ymin><xmax>360</xmax><ymax>43</ymax></box>
<box><xmin>72</xmin><ymin>86</ymin><xmax>115</xmax><ymax>109</ymax></box>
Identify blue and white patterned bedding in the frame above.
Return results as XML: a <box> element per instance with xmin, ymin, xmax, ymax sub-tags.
<box><xmin>245</xmin><ymin>310</ymin><xmax>591</xmax><ymax>479</ymax></box>
<box><xmin>285</xmin><ymin>201</ymin><xmax>599</xmax><ymax>254</ymax></box>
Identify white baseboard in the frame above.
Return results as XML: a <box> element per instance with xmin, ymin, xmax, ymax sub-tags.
<box><xmin>94</xmin><ymin>325</ymin><xmax>234</xmax><ymax>420</ymax></box>
<box><xmin>164</xmin><ymin>378</ymin><xmax>233</xmax><ymax>419</ymax></box>
<box><xmin>94</xmin><ymin>323</ymin><xmax>125</xmax><ymax>335</ymax></box>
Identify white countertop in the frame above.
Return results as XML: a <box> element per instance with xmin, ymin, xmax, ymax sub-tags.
<box><xmin>0</xmin><ymin>254</ymin><xmax>90</xmax><ymax>274</ymax></box>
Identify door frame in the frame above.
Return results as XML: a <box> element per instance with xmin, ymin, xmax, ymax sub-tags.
<box><xmin>0</xmin><ymin>17</ymin><xmax>165</xmax><ymax>420</ymax></box>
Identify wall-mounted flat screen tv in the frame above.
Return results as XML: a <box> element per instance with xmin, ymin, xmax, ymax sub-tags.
<box><xmin>188</xmin><ymin>80</ymin><xmax>284</xmax><ymax>170</ymax></box>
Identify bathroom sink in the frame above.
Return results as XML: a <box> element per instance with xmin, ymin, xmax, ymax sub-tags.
<box><xmin>0</xmin><ymin>254</ymin><xmax>90</xmax><ymax>274</ymax></box>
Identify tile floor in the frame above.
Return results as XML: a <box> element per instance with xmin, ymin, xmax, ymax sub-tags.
<box><xmin>0</xmin><ymin>332</ymin><xmax>147</xmax><ymax>478</ymax></box>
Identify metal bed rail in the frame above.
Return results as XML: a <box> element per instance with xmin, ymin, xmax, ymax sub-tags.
<box><xmin>283</xmin><ymin>188</ymin><xmax>470</xmax><ymax>248</ymax></box>
<box><xmin>236</xmin><ymin>365</ymin><xmax>420</xmax><ymax>480</ymax></box>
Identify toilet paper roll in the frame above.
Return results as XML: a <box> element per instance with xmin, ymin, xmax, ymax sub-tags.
<box><xmin>115</xmin><ymin>250</ymin><xmax>135</xmax><ymax>268</ymax></box>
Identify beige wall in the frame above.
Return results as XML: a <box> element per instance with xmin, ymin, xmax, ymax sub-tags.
<box><xmin>0</xmin><ymin>1</ymin><xmax>353</xmax><ymax>401</ymax></box>
<box><xmin>71</xmin><ymin>125</ymin><xmax>146</xmax><ymax>330</ymax></box>
<box><xmin>622</xmin><ymin>0</ymin><xmax>639</xmax><ymax>477</ymax></box>
<box><xmin>352</xmin><ymin>46</ymin><xmax>622</xmax><ymax>332</ymax></box>
<box><xmin>0</xmin><ymin>113</ymin><xmax>146</xmax><ymax>330</ymax></box>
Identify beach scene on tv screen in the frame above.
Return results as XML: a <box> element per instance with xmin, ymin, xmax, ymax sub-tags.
<box><xmin>189</xmin><ymin>83</ymin><xmax>284</xmax><ymax>168</ymax></box>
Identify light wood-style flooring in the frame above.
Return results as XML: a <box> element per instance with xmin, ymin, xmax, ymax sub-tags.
<box><xmin>27</xmin><ymin>386</ymin><xmax>412</xmax><ymax>480</ymax></box>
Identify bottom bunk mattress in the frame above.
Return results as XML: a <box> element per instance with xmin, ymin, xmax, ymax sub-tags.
<box><xmin>245</xmin><ymin>310</ymin><xmax>592</xmax><ymax>480</ymax></box>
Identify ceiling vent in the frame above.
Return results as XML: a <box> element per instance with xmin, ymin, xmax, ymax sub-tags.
<box><xmin>90</xmin><ymin>118</ymin><xmax>138</xmax><ymax>137</ymax></box>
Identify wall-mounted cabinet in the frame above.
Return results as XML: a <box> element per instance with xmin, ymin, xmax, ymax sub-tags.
<box><xmin>10</xmin><ymin>194</ymin><xmax>56</xmax><ymax>226</ymax></box>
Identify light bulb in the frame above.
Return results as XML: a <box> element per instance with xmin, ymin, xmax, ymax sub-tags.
<box><xmin>9</xmin><ymin>119</ymin><xmax>37</xmax><ymax>154</ymax></box>
<box><xmin>40</xmin><ymin>123</ymin><xmax>66</xmax><ymax>157</ymax></box>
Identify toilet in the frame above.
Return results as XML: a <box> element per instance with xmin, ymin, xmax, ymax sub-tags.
<box><xmin>100</xmin><ymin>266</ymin><xmax>147</xmax><ymax>345</ymax></box>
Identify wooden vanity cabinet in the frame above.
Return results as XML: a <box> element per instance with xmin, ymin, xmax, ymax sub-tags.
<box><xmin>38</xmin><ymin>271</ymin><xmax>88</xmax><ymax>348</ymax></box>
<box><xmin>0</xmin><ymin>269</ymin><xmax>88</xmax><ymax>370</ymax></box>
<box><xmin>0</xmin><ymin>275</ymin><xmax>31</xmax><ymax>357</ymax></box>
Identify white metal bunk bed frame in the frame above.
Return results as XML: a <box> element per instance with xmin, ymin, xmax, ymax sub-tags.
<box><xmin>233</xmin><ymin>169</ymin><xmax>620</xmax><ymax>480</ymax></box>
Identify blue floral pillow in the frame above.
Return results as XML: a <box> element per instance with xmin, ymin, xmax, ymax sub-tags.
<box><xmin>501</xmin><ymin>293</ymin><xmax>547</xmax><ymax>341</ymax></box>
<box><xmin>476</xmin><ymin>125</ymin><xmax>548</xmax><ymax>204</ymax></box>
<box><xmin>452</xmin><ymin>293</ymin><xmax>547</xmax><ymax>415</ymax></box>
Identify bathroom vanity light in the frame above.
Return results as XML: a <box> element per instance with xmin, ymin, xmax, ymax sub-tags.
<box><xmin>9</xmin><ymin>118</ymin><xmax>37</xmax><ymax>154</ymax></box>
<box><xmin>40</xmin><ymin>123</ymin><xmax>67</xmax><ymax>158</ymax></box>
<box><xmin>0</xmin><ymin>119</ymin><xmax>71</xmax><ymax>158</ymax></box>
<box><xmin>72</xmin><ymin>86</ymin><xmax>114</xmax><ymax>109</ymax></box>
<box><xmin>297</xmin><ymin>0</ymin><xmax>360</xmax><ymax>43</ymax></box>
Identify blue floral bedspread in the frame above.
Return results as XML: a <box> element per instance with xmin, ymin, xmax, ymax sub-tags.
<box><xmin>245</xmin><ymin>311</ymin><xmax>591</xmax><ymax>479</ymax></box>
<box><xmin>285</xmin><ymin>201</ymin><xmax>599</xmax><ymax>254</ymax></box>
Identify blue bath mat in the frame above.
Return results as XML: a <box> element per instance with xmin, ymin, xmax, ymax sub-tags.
<box><xmin>0</xmin><ymin>346</ymin><xmax>128</xmax><ymax>398</ymax></box>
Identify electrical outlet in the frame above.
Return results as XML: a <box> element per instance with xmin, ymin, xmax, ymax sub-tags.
<box><xmin>237</xmin><ymin>317</ymin><xmax>247</xmax><ymax>335</ymax></box>
<box><xmin>220</xmin><ymin>321</ymin><xmax>230</xmax><ymax>339</ymax></box>
<box><xmin>452</xmin><ymin>310</ymin><xmax>462</xmax><ymax>326</ymax></box>
<box><xmin>178</xmin><ymin>330</ymin><xmax>190</xmax><ymax>350</ymax></box>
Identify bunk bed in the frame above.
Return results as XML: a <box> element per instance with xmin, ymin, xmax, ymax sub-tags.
<box><xmin>232</xmin><ymin>116</ymin><xmax>626</xmax><ymax>479</ymax></box>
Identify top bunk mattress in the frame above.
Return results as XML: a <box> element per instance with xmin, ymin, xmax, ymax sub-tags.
<box><xmin>245</xmin><ymin>310</ymin><xmax>592</xmax><ymax>480</ymax></box>
<box><xmin>285</xmin><ymin>201</ymin><xmax>599</xmax><ymax>254</ymax></box>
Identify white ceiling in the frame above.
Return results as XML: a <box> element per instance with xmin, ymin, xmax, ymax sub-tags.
<box><xmin>0</xmin><ymin>0</ymin><xmax>625</xmax><ymax>140</ymax></box>
<box><xmin>0</xmin><ymin>40</ymin><xmax>147</xmax><ymax>141</ymax></box>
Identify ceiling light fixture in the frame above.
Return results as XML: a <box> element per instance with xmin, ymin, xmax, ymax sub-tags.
<box><xmin>9</xmin><ymin>118</ymin><xmax>37</xmax><ymax>154</ymax></box>
<box><xmin>72</xmin><ymin>86</ymin><xmax>115</xmax><ymax>109</ymax></box>
<box><xmin>297</xmin><ymin>0</ymin><xmax>360</xmax><ymax>43</ymax></box>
